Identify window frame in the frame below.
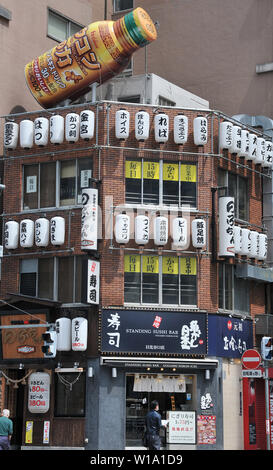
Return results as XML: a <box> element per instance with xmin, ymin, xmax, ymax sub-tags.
<box><xmin>19</xmin><ymin>255</ymin><xmax>88</xmax><ymax>305</ymax></box>
<box><xmin>22</xmin><ymin>158</ymin><xmax>92</xmax><ymax>211</ymax></box>
<box><xmin>218</xmin><ymin>264</ymin><xmax>250</xmax><ymax>315</ymax></box>
<box><xmin>124</xmin><ymin>254</ymin><xmax>197</xmax><ymax>308</ymax></box>
<box><xmin>125</xmin><ymin>158</ymin><xmax>198</xmax><ymax>209</ymax></box>
<box><xmin>218</xmin><ymin>169</ymin><xmax>249</xmax><ymax>222</ymax></box>
<box><xmin>47</xmin><ymin>8</ymin><xmax>83</xmax><ymax>43</ymax></box>
<box><xmin>113</xmin><ymin>0</ymin><xmax>134</xmax><ymax>13</ymax></box>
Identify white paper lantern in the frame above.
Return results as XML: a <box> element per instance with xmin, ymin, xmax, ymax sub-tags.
<box><xmin>135</xmin><ymin>110</ymin><xmax>149</xmax><ymax>141</ymax></box>
<box><xmin>80</xmin><ymin>110</ymin><xmax>95</xmax><ymax>140</ymax></box>
<box><xmin>218</xmin><ymin>196</ymin><xmax>235</xmax><ymax>257</ymax></box>
<box><xmin>115</xmin><ymin>109</ymin><xmax>130</xmax><ymax>139</ymax></box>
<box><xmin>50</xmin><ymin>115</ymin><xmax>64</xmax><ymax>144</ymax></box>
<box><xmin>154</xmin><ymin>112</ymin><xmax>169</xmax><ymax>143</ymax></box>
<box><xmin>72</xmin><ymin>317</ymin><xmax>88</xmax><ymax>351</ymax></box>
<box><xmin>172</xmin><ymin>217</ymin><xmax>188</xmax><ymax>248</ymax></box>
<box><xmin>135</xmin><ymin>215</ymin><xmax>149</xmax><ymax>245</ymax></box>
<box><xmin>255</xmin><ymin>137</ymin><xmax>265</xmax><ymax>165</ymax></box>
<box><xmin>4</xmin><ymin>221</ymin><xmax>19</xmax><ymax>249</ymax></box>
<box><xmin>65</xmin><ymin>113</ymin><xmax>80</xmax><ymax>143</ymax></box>
<box><xmin>35</xmin><ymin>218</ymin><xmax>49</xmax><ymax>247</ymax></box>
<box><xmin>56</xmin><ymin>317</ymin><xmax>72</xmax><ymax>351</ymax></box>
<box><xmin>50</xmin><ymin>216</ymin><xmax>65</xmax><ymax>245</ymax></box>
<box><xmin>219</xmin><ymin>121</ymin><xmax>233</xmax><ymax>150</ymax></box>
<box><xmin>4</xmin><ymin>122</ymin><xmax>19</xmax><ymax>149</ymax></box>
<box><xmin>115</xmin><ymin>214</ymin><xmax>130</xmax><ymax>244</ymax></box>
<box><xmin>230</xmin><ymin>125</ymin><xmax>242</xmax><ymax>154</ymax></box>
<box><xmin>258</xmin><ymin>233</ymin><xmax>267</xmax><ymax>261</ymax></box>
<box><xmin>34</xmin><ymin>117</ymin><xmax>49</xmax><ymax>146</ymax></box>
<box><xmin>238</xmin><ymin>129</ymin><xmax>250</xmax><ymax>158</ymax></box>
<box><xmin>154</xmin><ymin>216</ymin><xmax>168</xmax><ymax>246</ymax></box>
<box><xmin>193</xmin><ymin>115</ymin><xmax>208</xmax><ymax>146</ymax></box>
<box><xmin>248</xmin><ymin>133</ymin><xmax>258</xmax><ymax>161</ymax></box>
<box><xmin>20</xmin><ymin>219</ymin><xmax>34</xmax><ymax>248</ymax></box>
<box><xmin>240</xmin><ymin>228</ymin><xmax>251</xmax><ymax>256</ymax></box>
<box><xmin>249</xmin><ymin>231</ymin><xmax>259</xmax><ymax>259</ymax></box>
<box><xmin>233</xmin><ymin>226</ymin><xmax>242</xmax><ymax>254</ymax></box>
<box><xmin>192</xmin><ymin>218</ymin><xmax>206</xmax><ymax>249</ymax></box>
<box><xmin>174</xmin><ymin>114</ymin><xmax>188</xmax><ymax>145</ymax></box>
<box><xmin>263</xmin><ymin>141</ymin><xmax>273</xmax><ymax>168</ymax></box>
<box><xmin>20</xmin><ymin>120</ymin><xmax>34</xmax><ymax>149</ymax></box>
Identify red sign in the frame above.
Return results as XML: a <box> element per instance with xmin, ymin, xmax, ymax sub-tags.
<box><xmin>242</xmin><ymin>349</ymin><xmax>261</xmax><ymax>370</ymax></box>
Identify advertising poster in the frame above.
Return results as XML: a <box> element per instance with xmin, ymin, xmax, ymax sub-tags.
<box><xmin>101</xmin><ymin>309</ymin><xmax>207</xmax><ymax>356</ymax></box>
<box><xmin>28</xmin><ymin>372</ymin><xmax>50</xmax><ymax>414</ymax></box>
<box><xmin>197</xmin><ymin>415</ymin><xmax>216</xmax><ymax>444</ymax></box>
<box><xmin>167</xmin><ymin>411</ymin><xmax>196</xmax><ymax>444</ymax></box>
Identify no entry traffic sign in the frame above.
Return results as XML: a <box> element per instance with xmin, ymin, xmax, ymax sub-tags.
<box><xmin>241</xmin><ymin>349</ymin><xmax>261</xmax><ymax>370</ymax></box>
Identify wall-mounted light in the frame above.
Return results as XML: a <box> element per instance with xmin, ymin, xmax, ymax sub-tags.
<box><xmin>88</xmin><ymin>367</ymin><xmax>94</xmax><ymax>378</ymax></box>
<box><xmin>205</xmin><ymin>369</ymin><xmax>210</xmax><ymax>380</ymax></box>
<box><xmin>112</xmin><ymin>367</ymin><xmax>117</xmax><ymax>378</ymax></box>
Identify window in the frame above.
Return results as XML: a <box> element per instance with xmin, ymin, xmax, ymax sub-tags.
<box><xmin>19</xmin><ymin>256</ymin><xmax>87</xmax><ymax>303</ymax></box>
<box><xmin>23</xmin><ymin>158</ymin><xmax>92</xmax><ymax>210</ymax></box>
<box><xmin>48</xmin><ymin>9</ymin><xmax>83</xmax><ymax>42</ymax></box>
<box><xmin>218</xmin><ymin>169</ymin><xmax>248</xmax><ymax>221</ymax></box>
<box><xmin>157</xmin><ymin>96</ymin><xmax>176</xmax><ymax>107</ymax></box>
<box><xmin>125</xmin><ymin>159</ymin><xmax>197</xmax><ymax>207</ymax></box>
<box><xmin>55</xmin><ymin>372</ymin><xmax>85</xmax><ymax>417</ymax></box>
<box><xmin>114</xmin><ymin>0</ymin><xmax>133</xmax><ymax>13</ymax></box>
<box><xmin>124</xmin><ymin>254</ymin><xmax>197</xmax><ymax>306</ymax></box>
<box><xmin>219</xmin><ymin>264</ymin><xmax>249</xmax><ymax>314</ymax></box>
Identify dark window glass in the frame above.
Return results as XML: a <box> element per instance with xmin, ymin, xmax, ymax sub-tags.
<box><xmin>20</xmin><ymin>273</ymin><xmax>36</xmax><ymax>296</ymax></box>
<box><xmin>54</xmin><ymin>373</ymin><xmax>85</xmax><ymax>417</ymax></box>
<box><xmin>58</xmin><ymin>257</ymin><xmax>74</xmax><ymax>303</ymax></box>
<box><xmin>38</xmin><ymin>258</ymin><xmax>54</xmax><ymax>299</ymax></box>
<box><xmin>40</xmin><ymin>162</ymin><xmax>56</xmax><ymax>208</ymax></box>
<box><xmin>23</xmin><ymin>165</ymin><xmax>38</xmax><ymax>210</ymax></box>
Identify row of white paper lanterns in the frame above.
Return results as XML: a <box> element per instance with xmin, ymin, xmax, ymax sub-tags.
<box><xmin>4</xmin><ymin>217</ymin><xmax>65</xmax><ymax>249</ymax></box>
<box><xmin>219</xmin><ymin>121</ymin><xmax>272</xmax><ymax>168</ymax></box>
<box><xmin>233</xmin><ymin>226</ymin><xmax>268</xmax><ymax>260</ymax></box>
<box><xmin>4</xmin><ymin>110</ymin><xmax>95</xmax><ymax>149</ymax></box>
<box><xmin>4</xmin><ymin>111</ymin><xmax>207</xmax><ymax>148</ymax></box>
<box><xmin>56</xmin><ymin>317</ymin><xmax>88</xmax><ymax>352</ymax></box>
<box><xmin>115</xmin><ymin>214</ymin><xmax>206</xmax><ymax>249</ymax></box>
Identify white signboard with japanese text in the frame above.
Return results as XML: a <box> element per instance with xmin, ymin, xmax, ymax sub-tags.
<box><xmin>167</xmin><ymin>411</ymin><xmax>196</xmax><ymax>444</ymax></box>
<box><xmin>81</xmin><ymin>188</ymin><xmax>98</xmax><ymax>251</ymax></box>
<box><xmin>28</xmin><ymin>372</ymin><xmax>50</xmax><ymax>414</ymax></box>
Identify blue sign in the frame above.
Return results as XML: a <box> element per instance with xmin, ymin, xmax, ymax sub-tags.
<box><xmin>208</xmin><ymin>315</ymin><xmax>253</xmax><ymax>358</ymax></box>
<box><xmin>101</xmin><ymin>309</ymin><xmax>207</xmax><ymax>356</ymax></box>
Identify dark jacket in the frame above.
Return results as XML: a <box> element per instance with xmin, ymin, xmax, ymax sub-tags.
<box><xmin>145</xmin><ymin>409</ymin><xmax>161</xmax><ymax>435</ymax></box>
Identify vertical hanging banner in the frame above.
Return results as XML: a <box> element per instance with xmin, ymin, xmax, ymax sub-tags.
<box><xmin>87</xmin><ymin>259</ymin><xmax>100</xmax><ymax>304</ymax></box>
<box><xmin>218</xmin><ymin>196</ymin><xmax>235</xmax><ymax>257</ymax></box>
<box><xmin>81</xmin><ymin>188</ymin><xmax>98</xmax><ymax>251</ymax></box>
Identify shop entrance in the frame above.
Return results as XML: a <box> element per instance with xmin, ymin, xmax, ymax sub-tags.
<box><xmin>126</xmin><ymin>373</ymin><xmax>196</xmax><ymax>448</ymax></box>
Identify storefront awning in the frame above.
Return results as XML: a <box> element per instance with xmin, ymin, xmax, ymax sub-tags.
<box><xmin>100</xmin><ymin>356</ymin><xmax>218</xmax><ymax>370</ymax></box>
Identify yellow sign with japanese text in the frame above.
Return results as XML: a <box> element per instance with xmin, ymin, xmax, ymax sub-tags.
<box><xmin>124</xmin><ymin>255</ymin><xmax>141</xmax><ymax>273</ymax></box>
<box><xmin>163</xmin><ymin>163</ymin><xmax>179</xmax><ymax>181</ymax></box>
<box><xmin>143</xmin><ymin>161</ymin><xmax>160</xmax><ymax>179</ymax></box>
<box><xmin>180</xmin><ymin>257</ymin><xmax>197</xmax><ymax>275</ymax></box>
<box><xmin>181</xmin><ymin>164</ymin><xmax>197</xmax><ymax>182</ymax></box>
<box><xmin>142</xmin><ymin>255</ymin><xmax>159</xmax><ymax>273</ymax></box>
<box><xmin>125</xmin><ymin>160</ymin><xmax>141</xmax><ymax>179</ymax></box>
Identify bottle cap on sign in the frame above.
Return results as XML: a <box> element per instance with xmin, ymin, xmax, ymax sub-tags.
<box><xmin>124</xmin><ymin>7</ymin><xmax>157</xmax><ymax>47</ymax></box>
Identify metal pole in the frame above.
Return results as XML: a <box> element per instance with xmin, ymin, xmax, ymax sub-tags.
<box><xmin>264</xmin><ymin>361</ymin><xmax>271</xmax><ymax>450</ymax></box>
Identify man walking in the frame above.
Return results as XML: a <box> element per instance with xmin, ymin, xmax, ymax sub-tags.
<box><xmin>145</xmin><ymin>400</ymin><xmax>162</xmax><ymax>450</ymax></box>
<box><xmin>0</xmin><ymin>409</ymin><xmax>13</xmax><ymax>450</ymax></box>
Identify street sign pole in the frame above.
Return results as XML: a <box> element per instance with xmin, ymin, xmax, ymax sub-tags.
<box><xmin>264</xmin><ymin>361</ymin><xmax>271</xmax><ymax>450</ymax></box>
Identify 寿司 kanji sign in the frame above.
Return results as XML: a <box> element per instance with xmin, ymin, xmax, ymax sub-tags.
<box><xmin>241</xmin><ymin>349</ymin><xmax>261</xmax><ymax>370</ymax></box>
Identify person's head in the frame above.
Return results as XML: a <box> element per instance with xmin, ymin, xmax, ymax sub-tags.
<box><xmin>2</xmin><ymin>409</ymin><xmax>10</xmax><ymax>418</ymax></box>
<box><xmin>151</xmin><ymin>400</ymin><xmax>159</xmax><ymax>411</ymax></box>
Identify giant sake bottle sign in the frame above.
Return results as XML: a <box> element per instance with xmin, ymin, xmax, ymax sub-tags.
<box><xmin>25</xmin><ymin>8</ymin><xmax>157</xmax><ymax>108</ymax></box>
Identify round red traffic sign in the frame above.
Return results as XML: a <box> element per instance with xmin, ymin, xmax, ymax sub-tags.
<box><xmin>241</xmin><ymin>349</ymin><xmax>261</xmax><ymax>370</ymax></box>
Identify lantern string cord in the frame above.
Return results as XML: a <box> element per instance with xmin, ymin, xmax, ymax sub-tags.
<box><xmin>0</xmin><ymin>299</ymin><xmax>48</xmax><ymax>324</ymax></box>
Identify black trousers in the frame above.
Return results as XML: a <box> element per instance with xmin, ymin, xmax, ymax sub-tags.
<box><xmin>147</xmin><ymin>433</ymin><xmax>161</xmax><ymax>450</ymax></box>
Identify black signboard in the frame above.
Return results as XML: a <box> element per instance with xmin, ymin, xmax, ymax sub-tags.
<box><xmin>100</xmin><ymin>309</ymin><xmax>207</xmax><ymax>356</ymax></box>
